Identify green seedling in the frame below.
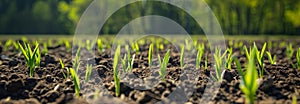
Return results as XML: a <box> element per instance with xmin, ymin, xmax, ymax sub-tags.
<box><xmin>85</xmin><ymin>64</ymin><xmax>93</xmax><ymax>81</ymax></box>
<box><xmin>225</xmin><ymin>47</ymin><xmax>234</xmax><ymax>70</ymax></box>
<box><xmin>266</xmin><ymin>51</ymin><xmax>277</xmax><ymax>65</ymax></box>
<box><xmin>73</xmin><ymin>48</ymin><xmax>81</xmax><ymax>72</ymax></box>
<box><xmin>286</xmin><ymin>43</ymin><xmax>295</xmax><ymax>68</ymax></box>
<box><xmin>297</xmin><ymin>48</ymin><xmax>300</xmax><ymax>69</ymax></box>
<box><xmin>59</xmin><ymin>58</ymin><xmax>69</xmax><ymax>79</ymax></box>
<box><xmin>113</xmin><ymin>45</ymin><xmax>121</xmax><ymax>97</ymax></box>
<box><xmin>185</xmin><ymin>39</ymin><xmax>191</xmax><ymax>52</ymax></box>
<box><xmin>131</xmin><ymin>42</ymin><xmax>140</xmax><ymax>53</ymax></box>
<box><xmin>128</xmin><ymin>54</ymin><xmax>135</xmax><ymax>72</ymax></box>
<box><xmin>125</xmin><ymin>45</ymin><xmax>135</xmax><ymax>72</ymax></box>
<box><xmin>211</xmin><ymin>47</ymin><xmax>226</xmax><ymax>82</ymax></box>
<box><xmin>70</xmin><ymin>68</ymin><xmax>80</xmax><ymax>97</ymax></box>
<box><xmin>12</xmin><ymin>41</ymin><xmax>19</xmax><ymax>50</ymax></box>
<box><xmin>254</xmin><ymin>42</ymin><xmax>266</xmax><ymax>78</ymax></box>
<box><xmin>121</xmin><ymin>54</ymin><xmax>127</xmax><ymax>72</ymax></box>
<box><xmin>292</xmin><ymin>94</ymin><xmax>297</xmax><ymax>104</ymax></box>
<box><xmin>48</xmin><ymin>39</ymin><xmax>53</xmax><ymax>46</ymax></box>
<box><xmin>180</xmin><ymin>45</ymin><xmax>185</xmax><ymax>68</ymax></box>
<box><xmin>158</xmin><ymin>49</ymin><xmax>170</xmax><ymax>81</ymax></box>
<box><xmin>196</xmin><ymin>44</ymin><xmax>204</xmax><ymax>69</ymax></box>
<box><xmin>148</xmin><ymin>43</ymin><xmax>154</xmax><ymax>68</ymax></box>
<box><xmin>204</xmin><ymin>54</ymin><xmax>208</xmax><ymax>69</ymax></box>
<box><xmin>286</xmin><ymin>43</ymin><xmax>294</xmax><ymax>60</ymax></box>
<box><xmin>86</xmin><ymin>40</ymin><xmax>94</xmax><ymax>52</ymax></box>
<box><xmin>18</xmin><ymin>42</ymin><xmax>40</xmax><ymax>77</ymax></box>
<box><xmin>4</xmin><ymin>39</ymin><xmax>13</xmax><ymax>51</ymax></box>
<box><xmin>267</xmin><ymin>41</ymin><xmax>272</xmax><ymax>50</ymax></box>
<box><xmin>235</xmin><ymin>48</ymin><xmax>259</xmax><ymax>104</ymax></box>
<box><xmin>59</xmin><ymin>58</ymin><xmax>65</xmax><ymax>69</ymax></box>
<box><xmin>243</xmin><ymin>45</ymin><xmax>251</xmax><ymax>61</ymax></box>
<box><xmin>64</xmin><ymin>40</ymin><xmax>71</xmax><ymax>52</ymax></box>
<box><xmin>97</xmin><ymin>39</ymin><xmax>104</xmax><ymax>53</ymax></box>
<box><xmin>42</xmin><ymin>42</ymin><xmax>48</xmax><ymax>55</ymax></box>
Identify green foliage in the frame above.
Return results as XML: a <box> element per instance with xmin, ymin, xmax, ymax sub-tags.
<box><xmin>196</xmin><ymin>44</ymin><xmax>204</xmax><ymax>69</ymax></box>
<box><xmin>59</xmin><ymin>58</ymin><xmax>69</xmax><ymax>79</ymax></box>
<box><xmin>70</xmin><ymin>68</ymin><xmax>80</xmax><ymax>97</ymax></box>
<box><xmin>18</xmin><ymin>42</ymin><xmax>40</xmax><ymax>77</ymax></box>
<box><xmin>266</xmin><ymin>51</ymin><xmax>277</xmax><ymax>65</ymax></box>
<box><xmin>243</xmin><ymin>45</ymin><xmax>251</xmax><ymax>61</ymax></box>
<box><xmin>123</xmin><ymin>45</ymin><xmax>135</xmax><ymax>73</ymax></box>
<box><xmin>59</xmin><ymin>58</ymin><xmax>65</xmax><ymax>69</ymax></box>
<box><xmin>131</xmin><ymin>42</ymin><xmax>140</xmax><ymax>53</ymax></box>
<box><xmin>42</xmin><ymin>42</ymin><xmax>48</xmax><ymax>55</ymax></box>
<box><xmin>158</xmin><ymin>49</ymin><xmax>170</xmax><ymax>81</ymax></box>
<box><xmin>97</xmin><ymin>39</ymin><xmax>104</xmax><ymax>53</ymax></box>
<box><xmin>180</xmin><ymin>45</ymin><xmax>185</xmax><ymax>68</ymax></box>
<box><xmin>64</xmin><ymin>40</ymin><xmax>71</xmax><ymax>52</ymax></box>
<box><xmin>235</xmin><ymin>48</ymin><xmax>259</xmax><ymax>104</ymax></box>
<box><xmin>204</xmin><ymin>54</ymin><xmax>208</xmax><ymax>69</ymax></box>
<box><xmin>4</xmin><ymin>39</ymin><xmax>13</xmax><ymax>51</ymax></box>
<box><xmin>286</xmin><ymin>43</ymin><xmax>294</xmax><ymax>60</ymax></box>
<box><xmin>148</xmin><ymin>43</ymin><xmax>154</xmax><ymax>68</ymax></box>
<box><xmin>225</xmin><ymin>47</ymin><xmax>234</xmax><ymax>70</ymax></box>
<box><xmin>297</xmin><ymin>48</ymin><xmax>300</xmax><ymax>69</ymax></box>
<box><xmin>292</xmin><ymin>94</ymin><xmax>298</xmax><ymax>104</ymax></box>
<box><xmin>286</xmin><ymin>43</ymin><xmax>296</xmax><ymax>68</ymax></box>
<box><xmin>121</xmin><ymin>54</ymin><xmax>127</xmax><ymax>72</ymax></box>
<box><xmin>85</xmin><ymin>64</ymin><xmax>93</xmax><ymax>81</ymax></box>
<box><xmin>113</xmin><ymin>45</ymin><xmax>121</xmax><ymax>97</ymax></box>
<box><xmin>211</xmin><ymin>47</ymin><xmax>226</xmax><ymax>82</ymax></box>
<box><xmin>185</xmin><ymin>39</ymin><xmax>191</xmax><ymax>52</ymax></box>
<box><xmin>73</xmin><ymin>48</ymin><xmax>81</xmax><ymax>72</ymax></box>
<box><xmin>128</xmin><ymin>54</ymin><xmax>135</xmax><ymax>72</ymax></box>
<box><xmin>12</xmin><ymin>41</ymin><xmax>19</xmax><ymax>50</ymax></box>
<box><xmin>244</xmin><ymin>43</ymin><xmax>266</xmax><ymax>78</ymax></box>
<box><xmin>254</xmin><ymin>42</ymin><xmax>266</xmax><ymax>78</ymax></box>
<box><xmin>86</xmin><ymin>40</ymin><xmax>93</xmax><ymax>52</ymax></box>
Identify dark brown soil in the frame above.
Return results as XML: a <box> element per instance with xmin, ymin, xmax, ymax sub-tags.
<box><xmin>0</xmin><ymin>38</ymin><xmax>299</xmax><ymax>104</ymax></box>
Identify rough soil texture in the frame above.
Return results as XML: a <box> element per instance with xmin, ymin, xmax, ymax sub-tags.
<box><xmin>0</xmin><ymin>39</ymin><xmax>299</xmax><ymax>104</ymax></box>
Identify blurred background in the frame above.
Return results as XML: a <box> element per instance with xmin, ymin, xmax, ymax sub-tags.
<box><xmin>0</xmin><ymin>0</ymin><xmax>300</xmax><ymax>35</ymax></box>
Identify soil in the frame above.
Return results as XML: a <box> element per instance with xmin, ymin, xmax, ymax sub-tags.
<box><xmin>0</xmin><ymin>38</ymin><xmax>299</xmax><ymax>104</ymax></box>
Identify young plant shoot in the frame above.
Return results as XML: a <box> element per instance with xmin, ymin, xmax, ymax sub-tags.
<box><xmin>85</xmin><ymin>64</ymin><xmax>93</xmax><ymax>81</ymax></box>
<box><xmin>196</xmin><ymin>45</ymin><xmax>204</xmax><ymax>69</ymax></box>
<box><xmin>180</xmin><ymin>45</ymin><xmax>185</xmax><ymax>68</ymax></box>
<box><xmin>18</xmin><ymin>42</ymin><xmax>40</xmax><ymax>77</ymax></box>
<box><xmin>148</xmin><ymin>43</ymin><xmax>154</xmax><ymax>68</ymax></box>
<box><xmin>297</xmin><ymin>48</ymin><xmax>300</xmax><ymax>69</ymax></box>
<box><xmin>70</xmin><ymin>68</ymin><xmax>80</xmax><ymax>97</ymax></box>
<box><xmin>266</xmin><ymin>51</ymin><xmax>277</xmax><ymax>65</ymax></box>
<box><xmin>254</xmin><ymin>42</ymin><xmax>266</xmax><ymax>78</ymax></box>
<box><xmin>225</xmin><ymin>47</ymin><xmax>234</xmax><ymax>70</ymax></box>
<box><xmin>235</xmin><ymin>48</ymin><xmax>259</xmax><ymax>104</ymax></box>
<box><xmin>121</xmin><ymin>54</ymin><xmax>127</xmax><ymax>72</ymax></box>
<box><xmin>73</xmin><ymin>48</ymin><xmax>81</xmax><ymax>72</ymax></box>
<box><xmin>42</xmin><ymin>42</ymin><xmax>48</xmax><ymax>55</ymax></box>
<box><xmin>128</xmin><ymin>54</ymin><xmax>135</xmax><ymax>72</ymax></box>
<box><xmin>158</xmin><ymin>49</ymin><xmax>170</xmax><ymax>81</ymax></box>
<box><xmin>211</xmin><ymin>47</ymin><xmax>226</xmax><ymax>82</ymax></box>
<box><xmin>97</xmin><ymin>39</ymin><xmax>104</xmax><ymax>53</ymax></box>
<box><xmin>113</xmin><ymin>45</ymin><xmax>121</xmax><ymax>96</ymax></box>
<box><xmin>64</xmin><ymin>40</ymin><xmax>71</xmax><ymax>52</ymax></box>
<box><xmin>204</xmin><ymin>54</ymin><xmax>208</xmax><ymax>69</ymax></box>
<box><xmin>286</xmin><ymin>43</ymin><xmax>296</xmax><ymax>68</ymax></box>
<box><xmin>59</xmin><ymin>58</ymin><xmax>69</xmax><ymax>79</ymax></box>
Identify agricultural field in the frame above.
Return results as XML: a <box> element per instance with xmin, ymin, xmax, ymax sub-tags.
<box><xmin>0</xmin><ymin>35</ymin><xmax>299</xmax><ymax>104</ymax></box>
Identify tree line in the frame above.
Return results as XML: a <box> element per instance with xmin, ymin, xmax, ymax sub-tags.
<box><xmin>0</xmin><ymin>0</ymin><xmax>299</xmax><ymax>35</ymax></box>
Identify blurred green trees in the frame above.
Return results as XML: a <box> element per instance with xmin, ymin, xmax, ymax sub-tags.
<box><xmin>0</xmin><ymin>0</ymin><xmax>299</xmax><ymax>35</ymax></box>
